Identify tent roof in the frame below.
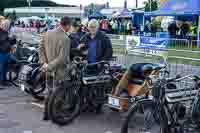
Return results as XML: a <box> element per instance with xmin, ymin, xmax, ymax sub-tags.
<box><xmin>113</xmin><ymin>8</ymin><xmax>132</xmax><ymax>18</ymax></box>
<box><xmin>145</xmin><ymin>0</ymin><xmax>200</xmax><ymax>16</ymax></box>
<box><xmin>89</xmin><ymin>11</ymin><xmax>106</xmax><ymax>19</ymax></box>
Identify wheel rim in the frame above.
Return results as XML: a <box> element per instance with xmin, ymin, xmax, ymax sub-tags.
<box><xmin>33</xmin><ymin>82</ymin><xmax>46</xmax><ymax>94</ymax></box>
<box><xmin>124</xmin><ymin>103</ymin><xmax>162</xmax><ymax>133</ymax></box>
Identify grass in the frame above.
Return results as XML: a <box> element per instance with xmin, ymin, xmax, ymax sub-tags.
<box><xmin>112</xmin><ymin>42</ymin><xmax>200</xmax><ymax>66</ymax></box>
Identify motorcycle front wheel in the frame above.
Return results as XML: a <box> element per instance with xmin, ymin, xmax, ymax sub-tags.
<box><xmin>28</xmin><ymin>83</ymin><xmax>46</xmax><ymax>101</ymax></box>
<box><xmin>48</xmin><ymin>84</ymin><xmax>81</xmax><ymax>125</ymax></box>
<box><xmin>121</xmin><ymin>99</ymin><xmax>167</xmax><ymax>133</ymax></box>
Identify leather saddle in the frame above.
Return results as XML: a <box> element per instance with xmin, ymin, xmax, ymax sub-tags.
<box><xmin>129</xmin><ymin>63</ymin><xmax>165</xmax><ymax>85</ymax></box>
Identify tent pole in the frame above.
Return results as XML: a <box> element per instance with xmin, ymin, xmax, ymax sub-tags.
<box><xmin>198</xmin><ymin>16</ymin><xmax>200</xmax><ymax>42</ymax></box>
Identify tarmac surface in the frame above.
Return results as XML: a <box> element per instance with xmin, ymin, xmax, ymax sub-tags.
<box><xmin>5</xmin><ymin>29</ymin><xmax>198</xmax><ymax>133</ymax></box>
<box><xmin>0</xmin><ymin>85</ymin><xmax>142</xmax><ymax>133</ymax></box>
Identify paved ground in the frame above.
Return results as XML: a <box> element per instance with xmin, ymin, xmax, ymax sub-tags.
<box><xmin>0</xmin><ymin>85</ymin><xmax>130</xmax><ymax>133</ymax></box>
<box><xmin>8</xmin><ymin>30</ymin><xmax>199</xmax><ymax>133</ymax></box>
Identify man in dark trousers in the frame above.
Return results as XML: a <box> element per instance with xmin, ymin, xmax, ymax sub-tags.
<box><xmin>39</xmin><ymin>16</ymin><xmax>72</xmax><ymax>120</ymax></box>
<box><xmin>168</xmin><ymin>21</ymin><xmax>179</xmax><ymax>38</ymax></box>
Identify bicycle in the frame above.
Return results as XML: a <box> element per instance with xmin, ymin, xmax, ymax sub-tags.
<box><xmin>121</xmin><ymin>74</ymin><xmax>200</xmax><ymax>133</ymax></box>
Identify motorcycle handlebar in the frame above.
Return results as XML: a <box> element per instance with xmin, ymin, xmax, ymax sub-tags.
<box><xmin>166</xmin><ymin>74</ymin><xmax>181</xmax><ymax>82</ymax></box>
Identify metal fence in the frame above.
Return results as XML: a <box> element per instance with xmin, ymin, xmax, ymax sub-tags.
<box><xmin>114</xmin><ymin>49</ymin><xmax>200</xmax><ymax>77</ymax></box>
<box><xmin>108</xmin><ymin>34</ymin><xmax>200</xmax><ymax>50</ymax></box>
<box><xmin>109</xmin><ymin>35</ymin><xmax>200</xmax><ymax>77</ymax></box>
<box><xmin>192</xmin><ymin>40</ymin><xmax>200</xmax><ymax>48</ymax></box>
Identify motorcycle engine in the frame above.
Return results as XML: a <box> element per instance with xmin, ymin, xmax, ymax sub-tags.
<box><xmin>171</xmin><ymin>103</ymin><xmax>186</xmax><ymax>120</ymax></box>
<box><xmin>191</xmin><ymin>81</ymin><xmax>200</xmax><ymax>124</ymax></box>
<box><xmin>18</xmin><ymin>65</ymin><xmax>33</xmax><ymax>82</ymax></box>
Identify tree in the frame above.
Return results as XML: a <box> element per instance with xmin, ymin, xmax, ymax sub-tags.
<box><xmin>84</xmin><ymin>3</ymin><xmax>105</xmax><ymax>17</ymax></box>
<box><xmin>0</xmin><ymin>0</ymin><xmax>77</xmax><ymax>15</ymax></box>
<box><xmin>144</xmin><ymin>0</ymin><xmax>158</xmax><ymax>12</ymax></box>
<box><xmin>0</xmin><ymin>0</ymin><xmax>12</xmax><ymax>15</ymax></box>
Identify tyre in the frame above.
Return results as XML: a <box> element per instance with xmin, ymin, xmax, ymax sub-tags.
<box><xmin>48</xmin><ymin>84</ymin><xmax>81</xmax><ymax>125</ymax></box>
<box><xmin>31</xmin><ymin>81</ymin><xmax>46</xmax><ymax>94</ymax></box>
<box><xmin>27</xmin><ymin>81</ymin><xmax>47</xmax><ymax>101</ymax></box>
<box><xmin>121</xmin><ymin>99</ymin><xmax>167</xmax><ymax>133</ymax></box>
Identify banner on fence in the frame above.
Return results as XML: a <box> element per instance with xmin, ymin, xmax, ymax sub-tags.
<box><xmin>126</xmin><ymin>35</ymin><xmax>140</xmax><ymax>50</ymax></box>
<box><xmin>139</xmin><ymin>37</ymin><xmax>168</xmax><ymax>48</ymax></box>
<box><xmin>127</xmin><ymin>36</ymin><xmax>168</xmax><ymax>60</ymax></box>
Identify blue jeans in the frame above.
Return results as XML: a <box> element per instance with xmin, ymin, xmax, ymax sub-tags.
<box><xmin>0</xmin><ymin>52</ymin><xmax>17</xmax><ymax>81</ymax></box>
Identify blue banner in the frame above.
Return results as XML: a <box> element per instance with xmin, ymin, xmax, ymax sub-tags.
<box><xmin>138</xmin><ymin>37</ymin><xmax>168</xmax><ymax>49</ymax></box>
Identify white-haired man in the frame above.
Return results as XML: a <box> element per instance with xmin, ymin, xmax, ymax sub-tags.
<box><xmin>79</xmin><ymin>19</ymin><xmax>113</xmax><ymax>63</ymax></box>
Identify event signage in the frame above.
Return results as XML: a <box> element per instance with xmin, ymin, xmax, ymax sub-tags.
<box><xmin>126</xmin><ymin>36</ymin><xmax>168</xmax><ymax>59</ymax></box>
<box><xmin>139</xmin><ymin>37</ymin><xmax>168</xmax><ymax>49</ymax></box>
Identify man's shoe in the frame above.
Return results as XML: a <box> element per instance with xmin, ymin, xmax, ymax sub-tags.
<box><xmin>43</xmin><ymin>115</ymin><xmax>50</xmax><ymax>121</ymax></box>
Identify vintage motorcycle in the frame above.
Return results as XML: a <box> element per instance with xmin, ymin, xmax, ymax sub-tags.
<box><xmin>7</xmin><ymin>40</ymin><xmax>46</xmax><ymax>100</ymax></box>
<box><xmin>106</xmin><ymin>63</ymin><xmax>167</xmax><ymax>111</ymax></box>
<box><xmin>48</xmin><ymin>56</ymin><xmax>125</xmax><ymax>125</ymax></box>
<box><xmin>16</xmin><ymin>63</ymin><xmax>48</xmax><ymax>100</ymax></box>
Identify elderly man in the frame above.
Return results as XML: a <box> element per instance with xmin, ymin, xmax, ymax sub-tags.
<box><xmin>79</xmin><ymin>19</ymin><xmax>113</xmax><ymax>63</ymax></box>
<box><xmin>39</xmin><ymin>16</ymin><xmax>72</xmax><ymax>120</ymax></box>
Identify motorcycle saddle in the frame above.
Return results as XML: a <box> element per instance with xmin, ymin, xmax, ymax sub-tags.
<box><xmin>129</xmin><ymin>63</ymin><xmax>164</xmax><ymax>85</ymax></box>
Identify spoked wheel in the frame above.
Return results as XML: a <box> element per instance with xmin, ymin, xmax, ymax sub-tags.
<box><xmin>48</xmin><ymin>83</ymin><xmax>81</xmax><ymax>125</ymax></box>
<box><xmin>121</xmin><ymin>99</ymin><xmax>166</xmax><ymax>133</ymax></box>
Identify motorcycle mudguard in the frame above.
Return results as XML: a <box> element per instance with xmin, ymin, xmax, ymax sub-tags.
<box><xmin>128</xmin><ymin>80</ymin><xmax>149</xmax><ymax>96</ymax></box>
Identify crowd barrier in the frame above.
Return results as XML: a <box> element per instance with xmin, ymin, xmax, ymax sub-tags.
<box><xmin>192</xmin><ymin>40</ymin><xmax>200</xmax><ymax>48</ymax></box>
<box><xmin>15</xmin><ymin>31</ymin><xmax>200</xmax><ymax>77</ymax></box>
<box><xmin>108</xmin><ymin>34</ymin><xmax>200</xmax><ymax>77</ymax></box>
<box><xmin>109</xmin><ymin>34</ymin><xmax>200</xmax><ymax>52</ymax></box>
<box><xmin>113</xmin><ymin>48</ymin><xmax>200</xmax><ymax>77</ymax></box>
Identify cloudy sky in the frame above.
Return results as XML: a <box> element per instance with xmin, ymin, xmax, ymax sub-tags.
<box><xmin>52</xmin><ymin>0</ymin><xmax>148</xmax><ymax>8</ymax></box>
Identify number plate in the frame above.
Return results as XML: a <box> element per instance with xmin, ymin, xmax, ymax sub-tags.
<box><xmin>108</xmin><ymin>97</ymin><xmax>120</xmax><ymax>107</ymax></box>
<box><xmin>20</xmin><ymin>84</ymin><xmax>25</xmax><ymax>91</ymax></box>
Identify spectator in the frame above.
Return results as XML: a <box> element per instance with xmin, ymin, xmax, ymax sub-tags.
<box><xmin>0</xmin><ymin>20</ymin><xmax>17</xmax><ymax>86</ymax></box>
<box><xmin>0</xmin><ymin>16</ymin><xmax>5</xmax><ymax>24</ymax></box>
<box><xmin>126</xmin><ymin>20</ymin><xmax>132</xmax><ymax>35</ymax></box>
<box><xmin>144</xmin><ymin>21</ymin><xmax>151</xmax><ymax>33</ymax></box>
<box><xmin>40</xmin><ymin>16</ymin><xmax>72</xmax><ymax>80</ymax></box>
<box><xmin>180</xmin><ymin>22</ymin><xmax>190</xmax><ymax>38</ymax></box>
<box><xmin>36</xmin><ymin>20</ymin><xmax>41</xmax><ymax>33</ymax></box>
<box><xmin>40</xmin><ymin>16</ymin><xmax>72</xmax><ymax>120</ymax></box>
<box><xmin>190</xmin><ymin>24</ymin><xmax>197</xmax><ymax>37</ymax></box>
<box><xmin>168</xmin><ymin>21</ymin><xmax>179</xmax><ymax>38</ymax></box>
<box><xmin>111</xmin><ymin>20</ymin><xmax>118</xmax><ymax>34</ymax></box>
<box><xmin>100</xmin><ymin>19</ymin><xmax>109</xmax><ymax>33</ymax></box>
<box><xmin>79</xmin><ymin>19</ymin><xmax>113</xmax><ymax>63</ymax></box>
<box><xmin>69</xmin><ymin>21</ymin><xmax>82</xmax><ymax>48</ymax></box>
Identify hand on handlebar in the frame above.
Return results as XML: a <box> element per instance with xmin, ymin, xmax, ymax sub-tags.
<box><xmin>78</xmin><ymin>43</ymin><xmax>85</xmax><ymax>49</ymax></box>
<box><xmin>167</xmin><ymin>74</ymin><xmax>181</xmax><ymax>82</ymax></box>
<box><xmin>41</xmin><ymin>63</ymin><xmax>48</xmax><ymax>72</ymax></box>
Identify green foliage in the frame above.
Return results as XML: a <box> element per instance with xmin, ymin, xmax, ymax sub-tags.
<box><xmin>151</xmin><ymin>19</ymin><xmax>162</xmax><ymax>31</ymax></box>
<box><xmin>0</xmin><ymin>0</ymin><xmax>76</xmax><ymax>15</ymax></box>
<box><xmin>144</xmin><ymin>0</ymin><xmax>158</xmax><ymax>12</ymax></box>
